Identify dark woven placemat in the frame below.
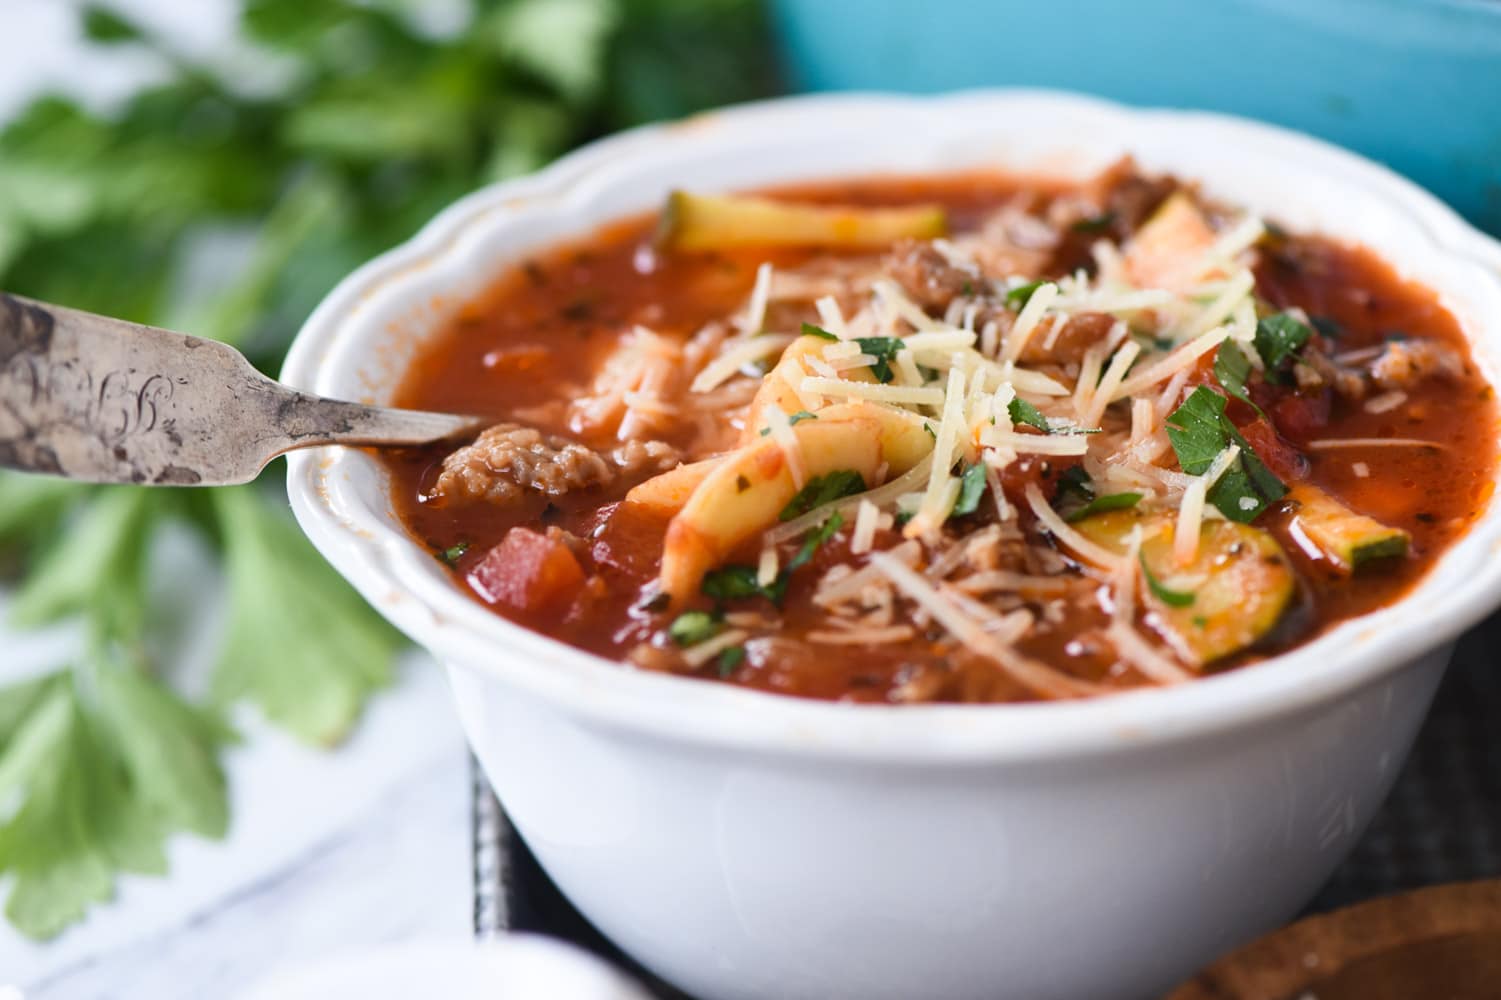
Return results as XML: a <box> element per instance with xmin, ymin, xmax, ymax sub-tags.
<box><xmin>471</xmin><ymin>616</ymin><xmax>1501</xmax><ymax>993</ymax></box>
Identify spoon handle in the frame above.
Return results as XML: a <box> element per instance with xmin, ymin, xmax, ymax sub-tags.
<box><xmin>0</xmin><ymin>292</ymin><xmax>481</xmax><ymax>486</ymax></box>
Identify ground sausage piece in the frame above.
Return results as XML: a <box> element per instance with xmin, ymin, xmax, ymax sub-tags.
<box><xmin>1018</xmin><ymin>312</ymin><xmax>1117</xmax><ymax>366</ymax></box>
<box><xmin>883</xmin><ymin>240</ymin><xmax>981</xmax><ymax>311</ymax></box>
<box><xmin>1302</xmin><ymin>348</ymin><xmax>1368</xmax><ymax>400</ymax></box>
<box><xmin>1371</xmin><ymin>339</ymin><xmax>1467</xmax><ymax>390</ymax></box>
<box><xmin>430</xmin><ymin>424</ymin><xmax>616</xmax><ymax>506</ymax></box>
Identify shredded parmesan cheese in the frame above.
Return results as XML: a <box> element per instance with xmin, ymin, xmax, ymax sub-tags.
<box><xmin>807</xmin><ymin>626</ymin><xmax>915</xmax><ymax>645</ymax></box>
<box><xmin>740</xmin><ymin>261</ymin><xmax>773</xmax><ymax>335</ymax></box>
<box><xmin>868</xmin><ymin>552</ymin><xmax>1097</xmax><ymax>699</ymax></box>
<box><xmin>1306</xmin><ymin>438</ymin><xmax>1445</xmax><ymax>451</ymax></box>
<box><xmin>1000</xmin><ymin>281</ymin><xmax>1059</xmax><ymax>362</ymax></box>
<box><xmin>1173</xmin><ymin>444</ymin><xmax>1240</xmax><ymax>567</ymax></box>
<box><xmin>691</xmin><ymin>334</ymin><xmax>794</xmax><ymax>393</ymax></box>
<box><xmin>798</xmin><ymin>377</ymin><xmax>945</xmax><ymax>406</ymax></box>
<box><xmin>757</xmin><ymin>547</ymin><xmax>780</xmax><ymax>588</ymax></box>
<box><xmin>1024</xmin><ymin>482</ymin><xmax>1125</xmax><ymax>571</ymax></box>
<box><xmin>851</xmin><ymin>499</ymin><xmax>880</xmax><ymax>555</ymax></box>
<box><xmin>680</xmin><ymin>629</ymin><xmax>749</xmax><ymax>668</ymax></box>
<box><xmin>1364</xmin><ymin>390</ymin><xmax>1408</xmax><ymax>414</ymax></box>
<box><xmin>1113</xmin><ymin>325</ymin><xmax>1231</xmax><ymax>402</ymax></box>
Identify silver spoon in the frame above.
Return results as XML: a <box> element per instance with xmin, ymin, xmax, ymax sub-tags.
<box><xmin>0</xmin><ymin>292</ymin><xmax>485</xmax><ymax>486</ymax></box>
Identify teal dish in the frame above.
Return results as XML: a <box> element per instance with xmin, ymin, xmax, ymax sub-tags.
<box><xmin>770</xmin><ymin>0</ymin><xmax>1501</xmax><ymax>233</ymax></box>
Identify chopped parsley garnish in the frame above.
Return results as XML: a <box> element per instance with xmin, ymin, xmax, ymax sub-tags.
<box><xmin>1166</xmin><ymin>387</ymin><xmax>1287</xmax><ymax>523</ymax></box>
<box><xmin>439</xmin><ymin>541</ymin><xmax>469</xmax><ymax>565</ymax></box>
<box><xmin>702</xmin><ymin>565</ymin><xmax>787</xmax><ymax>605</ymax></box>
<box><xmin>1253</xmin><ymin>312</ymin><xmax>1312</xmax><ymax>383</ymax></box>
<box><xmin>1058</xmin><ymin>466</ymin><xmax>1094</xmax><ymax>503</ymax></box>
<box><xmin>779</xmin><ymin>469</ymin><xmax>866</xmax><ymax>521</ymax></box>
<box><xmin>1212</xmin><ymin>341</ymin><xmax>1265</xmax><ymax>418</ymax></box>
<box><xmin>669</xmin><ymin>610</ymin><xmax>721</xmax><ymax>647</ymax></box>
<box><xmin>1064</xmin><ymin>492</ymin><xmax>1143</xmax><ymax>523</ymax></box>
<box><xmin>923</xmin><ymin>422</ymin><xmax>937</xmax><ymax>440</ymax></box>
<box><xmin>801</xmin><ymin>321</ymin><xmax>838</xmax><ymax>341</ymax></box>
<box><xmin>788</xmin><ymin>511</ymin><xmax>844</xmax><ymax>571</ymax></box>
<box><xmin>717</xmin><ymin>646</ymin><xmax>746</xmax><ymax>676</ymax></box>
<box><xmin>950</xmin><ymin>462</ymin><xmax>988</xmax><ymax>518</ymax></box>
<box><xmin>787</xmin><ymin>410</ymin><xmax>818</xmax><ymax>425</ymax></box>
<box><xmin>855</xmin><ymin>336</ymin><xmax>904</xmax><ymax>383</ymax></box>
<box><xmin>1004</xmin><ymin>279</ymin><xmax>1046</xmax><ymax>309</ymax></box>
<box><xmin>1140</xmin><ymin>553</ymin><xmax>1196</xmax><ymax>607</ymax></box>
<box><xmin>1071</xmin><ymin>212</ymin><xmax>1116</xmax><ymax>234</ymax></box>
<box><xmin>1008</xmin><ymin>397</ymin><xmax>1051</xmax><ymax>433</ymax></box>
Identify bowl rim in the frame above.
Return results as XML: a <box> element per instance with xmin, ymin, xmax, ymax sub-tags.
<box><xmin>283</xmin><ymin>89</ymin><xmax>1501</xmax><ymax>763</ymax></box>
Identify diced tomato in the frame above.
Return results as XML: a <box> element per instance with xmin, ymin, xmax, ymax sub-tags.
<box><xmin>469</xmin><ymin>527</ymin><xmax>585</xmax><ymax>613</ymax></box>
<box><xmin>1269</xmin><ymin>389</ymin><xmax>1331</xmax><ymax>441</ymax></box>
<box><xmin>590</xmin><ymin>501</ymin><xmax>670</xmax><ymax>580</ymax></box>
<box><xmin>1235</xmin><ymin>417</ymin><xmax>1309</xmax><ymax>482</ymax></box>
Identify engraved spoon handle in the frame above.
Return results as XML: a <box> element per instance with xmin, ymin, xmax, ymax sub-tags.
<box><xmin>0</xmin><ymin>292</ymin><xmax>483</xmax><ymax>486</ymax></box>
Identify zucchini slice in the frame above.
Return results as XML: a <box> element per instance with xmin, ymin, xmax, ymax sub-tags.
<box><xmin>1122</xmin><ymin>191</ymin><xmax>1218</xmax><ymax>291</ymax></box>
<box><xmin>1287</xmin><ymin>484</ymin><xmax>1410</xmax><ymax>573</ymax></box>
<box><xmin>659</xmin><ymin>191</ymin><xmax>946</xmax><ymax>251</ymax></box>
<box><xmin>1074</xmin><ymin>509</ymin><xmax>1297</xmax><ymax>664</ymax></box>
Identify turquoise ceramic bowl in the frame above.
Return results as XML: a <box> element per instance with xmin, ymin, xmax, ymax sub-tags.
<box><xmin>770</xmin><ymin>0</ymin><xmax>1501</xmax><ymax>234</ymax></box>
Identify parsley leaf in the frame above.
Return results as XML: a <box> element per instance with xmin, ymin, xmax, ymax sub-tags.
<box><xmin>1212</xmin><ymin>341</ymin><xmax>1265</xmax><ymax>418</ymax></box>
<box><xmin>1004</xmin><ymin>279</ymin><xmax>1046</xmax><ymax>309</ymax></box>
<box><xmin>1165</xmin><ymin>387</ymin><xmax>1234</xmax><ymax>474</ymax></box>
<box><xmin>1008</xmin><ymin>397</ymin><xmax>1051</xmax><ymax>433</ymax></box>
<box><xmin>211</xmin><ymin>487</ymin><xmax>399</xmax><ymax>745</ymax></box>
<box><xmin>0</xmin><ymin>663</ymin><xmax>231</xmax><ymax>940</ymax></box>
<box><xmin>440</xmin><ymin>541</ymin><xmax>470</xmax><ymax>565</ymax></box>
<box><xmin>1065</xmin><ymin>492</ymin><xmax>1143</xmax><ymax>523</ymax></box>
<box><xmin>1140</xmin><ymin>553</ymin><xmax>1196</xmax><ymax>607</ymax></box>
<box><xmin>1253</xmin><ymin>312</ymin><xmax>1312</xmax><ymax>383</ymax></box>
<box><xmin>702</xmin><ymin>565</ymin><xmax>786</xmax><ymax>605</ymax></box>
<box><xmin>669</xmin><ymin>610</ymin><xmax>722</xmax><ymax>646</ymax></box>
<box><xmin>801</xmin><ymin>321</ymin><xmax>838</xmax><ymax>341</ymax></box>
<box><xmin>1057</xmin><ymin>466</ymin><xmax>1094</xmax><ymax>503</ymax></box>
<box><xmin>855</xmin><ymin>336</ymin><xmax>903</xmax><ymax>383</ymax></box>
<box><xmin>951</xmin><ymin>462</ymin><xmax>988</xmax><ymax>518</ymax></box>
<box><xmin>779</xmin><ymin>470</ymin><xmax>866</xmax><ymax>522</ymax></box>
<box><xmin>717</xmin><ymin>645</ymin><xmax>746</xmax><ymax>676</ymax></box>
<box><xmin>1165</xmin><ymin>387</ymin><xmax>1287</xmax><ymax>522</ymax></box>
<box><xmin>788</xmin><ymin>512</ymin><xmax>844</xmax><ymax>571</ymax></box>
<box><xmin>787</xmin><ymin>410</ymin><xmax>818</xmax><ymax>426</ymax></box>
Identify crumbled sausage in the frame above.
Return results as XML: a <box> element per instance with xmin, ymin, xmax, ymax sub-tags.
<box><xmin>883</xmin><ymin>240</ymin><xmax>981</xmax><ymax>311</ymax></box>
<box><xmin>1018</xmin><ymin>312</ymin><xmax>1117</xmax><ymax>366</ymax></box>
<box><xmin>1371</xmin><ymin>339</ymin><xmax>1466</xmax><ymax>390</ymax></box>
<box><xmin>1302</xmin><ymin>348</ymin><xmax>1368</xmax><ymax>400</ymax></box>
<box><xmin>430</xmin><ymin>424</ymin><xmax>678</xmax><ymax>507</ymax></box>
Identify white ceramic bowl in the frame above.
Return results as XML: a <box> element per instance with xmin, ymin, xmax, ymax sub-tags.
<box><xmin>283</xmin><ymin>92</ymin><xmax>1501</xmax><ymax>1000</ymax></box>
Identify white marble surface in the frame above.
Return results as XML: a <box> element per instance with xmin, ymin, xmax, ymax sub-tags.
<box><xmin>0</xmin><ymin>617</ymin><xmax>475</xmax><ymax>1000</ymax></box>
<box><xmin>0</xmin><ymin>4</ymin><xmax>478</xmax><ymax>995</ymax></box>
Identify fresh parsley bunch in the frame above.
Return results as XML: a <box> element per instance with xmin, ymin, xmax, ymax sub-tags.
<box><xmin>0</xmin><ymin>0</ymin><xmax>778</xmax><ymax>940</ymax></box>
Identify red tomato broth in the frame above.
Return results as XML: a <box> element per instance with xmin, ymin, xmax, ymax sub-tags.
<box><xmin>383</xmin><ymin>172</ymin><xmax>1498</xmax><ymax>704</ymax></box>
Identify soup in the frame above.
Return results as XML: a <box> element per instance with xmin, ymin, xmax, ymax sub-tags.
<box><xmin>384</xmin><ymin>162</ymin><xmax>1497</xmax><ymax>703</ymax></box>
